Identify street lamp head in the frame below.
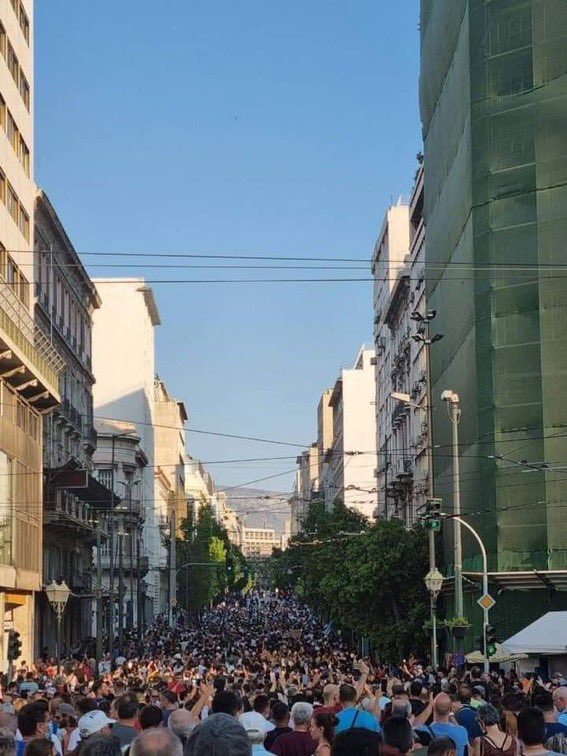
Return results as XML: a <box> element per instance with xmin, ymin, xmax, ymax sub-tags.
<box><xmin>430</xmin><ymin>333</ymin><xmax>444</xmax><ymax>344</ymax></box>
<box><xmin>441</xmin><ymin>390</ymin><xmax>459</xmax><ymax>403</ymax></box>
<box><xmin>424</xmin><ymin>568</ymin><xmax>444</xmax><ymax>595</ymax></box>
<box><xmin>45</xmin><ymin>580</ymin><xmax>72</xmax><ymax>616</ymax></box>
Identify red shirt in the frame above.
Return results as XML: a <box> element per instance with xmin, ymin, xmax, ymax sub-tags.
<box><xmin>270</xmin><ymin>730</ymin><xmax>318</xmax><ymax>756</ymax></box>
<box><xmin>317</xmin><ymin>703</ymin><xmax>342</xmax><ymax>716</ymax></box>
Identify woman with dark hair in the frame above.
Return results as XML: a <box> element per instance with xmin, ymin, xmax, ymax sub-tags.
<box><xmin>472</xmin><ymin>704</ymin><xmax>516</xmax><ymax>756</ymax></box>
<box><xmin>23</xmin><ymin>740</ymin><xmax>57</xmax><ymax>756</ymax></box>
<box><xmin>310</xmin><ymin>712</ymin><xmax>336</xmax><ymax>755</ymax></box>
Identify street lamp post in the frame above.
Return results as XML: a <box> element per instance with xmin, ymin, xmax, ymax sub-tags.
<box><xmin>45</xmin><ymin>580</ymin><xmax>72</xmax><ymax>673</ymax></box>
<box><xmin>441</xmin><ymin>391</ymin><xmax>463</xmax><ymax>619</ymax></box>
<box><xmin>424</xmin><ymin>567</ymin><xmax>444</xmax><ymax>668</ymax></box>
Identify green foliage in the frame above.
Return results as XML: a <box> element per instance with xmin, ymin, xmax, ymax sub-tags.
<box><xmin>176</xmin><ymin>504</ymin><xmax>250</xmax><ymax>614</ymax></box>
<box><xmin>270</xmin><ymin>500</ymin><xmax>430</xmax><ymax>661</ymax></box>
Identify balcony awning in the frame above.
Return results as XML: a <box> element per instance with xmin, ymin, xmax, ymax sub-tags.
<box><xmin>462</xmin><ymin>570</ymin><xmax>567</xmax><ymax>591</ymax></box>
<box><xmin>46</xmin><ymin>461</ymin><xmax>120</xmax><ymax>509</ymax></box>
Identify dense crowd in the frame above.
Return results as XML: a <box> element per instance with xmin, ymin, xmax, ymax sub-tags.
<box><xmin>0</xmin><ymin>593</ymin><xmax>566</xmax><ymax>755</ymax></box>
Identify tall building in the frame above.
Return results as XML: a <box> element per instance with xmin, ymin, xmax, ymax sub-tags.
<box><xmin>322</xmin><ymin>347</ymin><xmax>378</xmax><ymax>519</ymax></box>
<box><xmin>289</xmin><ymin>444</ymin><xmax>319</xmax><ymax>536</ymax></box>
<box><xmin>34</xmin><ymin>190</ymin><xmax>112</xmax><ymax>654</ymax></box>
<box><xmin>420</xmin><ymin>1</ymin><xmax>567</xmax><ymax>632</ymax></box>
<box><xmin>0</xmin><ymin>1</ymin><xmax>64</xmax><ymax>665</ymax></box>
<box><xmin>373</xmin><ymin>168</ymin><xmax>430</xmax><ymax>525</ymax></box>
<box><xmin>91</xmin><ymin>279</ymin><xmax>165</xmax><ymax>618</ymax></box>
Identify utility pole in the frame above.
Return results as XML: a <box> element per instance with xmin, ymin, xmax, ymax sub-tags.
<box><xmin>118</xmin><ymin>523</ymin><xmax>125</xmax><ymax>653</ymax></box>
<box><xmin>168</xmin><ymin>511</ymin><xmax>176</xmax><ymax>626</ymax></box>
<box><xmin>95</xmin><ymin>521</ymin><xmax>103</xmax><ymax>671</ymax></box>
<box><xmin>442</xmin><ymin>390</ymin><xmax>463</xmax><ymax>618</ymax></box>
<box><xmin>136</xmin><ymin>526</ymin><xmax>143</xmax><ymax>633</ymax></box>
<box><xmin>108</xmin><ymin>434</ymin><xmax>116</xmax><ymax>656</ymax></box>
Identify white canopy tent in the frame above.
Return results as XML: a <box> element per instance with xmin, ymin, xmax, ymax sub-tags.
<box><xmin>503</xmin><ymin>612</ymin><xmax>567</xmax><ymax>655</ymax></box>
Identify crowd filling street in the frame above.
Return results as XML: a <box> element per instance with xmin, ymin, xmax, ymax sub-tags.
<box><xmin>0</xmin><ymin>594</ymin><xmax>566</xmax><ymax>755</ymax></box>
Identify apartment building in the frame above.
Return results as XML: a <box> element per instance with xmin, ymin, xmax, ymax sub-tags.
<box><xmin>34</xmin><ymin>190</ymin><xmax>112</xmax><ymax>652</ymax></box>
<box><xmin>372</xmin><ymin>169</ymin><xmax>430</xmax><ymax>525</ymax></box>
<box><xmin>91</xmin><ymin>279</ymin><xmax>164</xmax><ymax>618</ymax></box>
<box><xmin>322</xmin><ymin>347</ymin><xmax>378</xmax><ymax>519</ymax></box>
<box><xmin>289</xmin><ymin>444</ymin><xmax>319</xmax><ymax>536</ymax></box>
<box><xmin>240</xmin><ymin>527</ymin><xmax>278</xmax><ymax>559</ymax></box>
<box><xmin>0</xmin><ymin>1</ymin><xmax>65</xmax><ymax>666</ymax></box>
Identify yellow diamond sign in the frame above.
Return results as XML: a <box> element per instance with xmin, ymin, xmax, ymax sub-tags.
<box><xmin>478</xmin><ymin>593</ymin><xmax>495</xmax><ymax>611</ymax></box>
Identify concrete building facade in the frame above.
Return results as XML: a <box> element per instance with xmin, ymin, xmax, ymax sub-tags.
<box><xmin>289</xmin><ymin>444</ymin><xmax>319</xmax><ymax>536</ymax></box>
<box><xmin>373</xmin><ymin>169</ymin><xmax>430</xmax><ymax>524</ymax></box>
<box><xmin>91</xmin><ymin>279</ymin><xmax>164</xmax><ymax>618</ymax></box>
<box><xmin>322</xmin><ymin>347</ymin><xmax>378</xmax><ymax>519</ymax></box>
<box><xmin>34</xmin><ymin>190</ymin><xmax>109</xmax><ymax>655</ymax></box>
<box><xmin>0</xmin><ymin>0</ymin><xmax>65</xmax><ymax>666</ymax></box>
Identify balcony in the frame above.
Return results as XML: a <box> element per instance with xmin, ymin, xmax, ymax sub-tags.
<box><xmin>0</xmin><ymin>283</ymin><xmax>64</xmax><ymax>408</ymax></box>
<box><xmin>44</xmin><ymin>489</ymin><xmax>109</xmax><ymax>543</ymax></box>
<box><xmin>114</xmin><ymin>498</ymin><xmax>143</xmax><ymax>519</ymax></box>
<box><xmin>98</xmin><ymin>552</ymin><xmax>149</xmax><ymax>576</ymax></box>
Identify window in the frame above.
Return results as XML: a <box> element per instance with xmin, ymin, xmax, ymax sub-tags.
<box><xmin>19</xmin><ymin>73</ymin><xmax>29</xmax><ymax>109</ymax></box>
<box><xmin>10</xmin><ymin>0</ymin><xmax>18</xmax><ymax>13</ymax></box>
<box><xmin>0</xmin><ymin>95</ymin><xmax>5</xmax><ymax>131</ymax></box>
<box><xmin>6</xmin><ymin>112</ymin><xmax>16</xmax><ymax>150</ymax></box>
<box><xmin>7</xmin><ymin>259</ymin><xmax>16</xmax><ymax>286</ymax></box>
<box><xmin>19</xmin><ymin>4</ymin><xmax>29</xmax><ymax>44</ymax></box>
<box><xmin>18</xmin><ymin>205</ymin><xmax>29</xmax><ymax>241</ymax></box>
<box><xmin>0</xmin><ymin>171</ymin><xmax>5</xmax><ymax>205</ymax></box>
<box><xmin>97</xmin><ymin>469</ymin><xmax>113</xmax><ymax>491</ymax></box>
<box><xmin>19</xmin><ymin>136</ymin><xmax>29</xmax><ymax>175</ymax></box>
<box><xmin>0</xmin><ymin>245</ymin><xmax>6</xmax><ymax>279</ymax></box>
<box><xmin>0</xmin><ymin>23</ymin><xmax>5</xmax><ymax>59</ymax></box>
<box><xmin>7</xmin><ymin>185</ymin><xmax>18</xmax><ymax>223</ymax></box>
<box><xmin>7</xmin><ymin>42</ymin><xmax>19</xmax><ymax>85</ymax></box>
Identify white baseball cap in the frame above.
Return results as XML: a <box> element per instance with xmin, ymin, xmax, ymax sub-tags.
<box><xmin>239</xmin><ymin>711</ymin><xmax>275</xmax><ymax>734</ymax></box>
<box><xmin>78</xmin><ymin>710</ymin><xmax>116</xmax><ymax>738</ymax></box>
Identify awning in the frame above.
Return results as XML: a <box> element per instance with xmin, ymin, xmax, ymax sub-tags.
<box><xmin>46</xmin><ymin>461</ymin><xmax>120</xmax><ymax>509</ymax></box>
<box><xmin>502</xmin><ymin>612</ymin><xmax>567</xmax><ymax>655</ymax></box>
<box><xmin>466</xmin><ymin>643</ymin><xmax>528</xmax><ymax>664</ymax></box>
<box><xmin>463</xmin><ymin>570</ymin><xmax>567</xmax><ymax>592</ymax></box>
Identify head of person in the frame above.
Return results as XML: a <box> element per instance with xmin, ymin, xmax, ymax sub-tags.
<box><xmin>21</xmin><ymin>740</ymin><xmax>56</xmax><ymax>756</ymax></box>
<box><xmin>517</xmin><ymin>707</ymin><xmax>546</xmax><ymax>747</ymax></box>
<box><xmin>323</xmin><ymin>684</ymin><xmax>339</xmax><ymax>706</ymax></box>
<box><xmin>457</xmin><ymin>685</ymin><xmax>472</xmax><ymax>705</ymax></box>
<box><xmin>392</xmin><ymin>684</ymin><xmax>408</xmax><ymax>702</ymax></box>
<box><xmin>79</xmin><ymin>735</ymin><xmax>122</xmax><ymax>756</ymax></box>
<box><xmin>17</xmin><ymin>703</ymin><xmax>49</xmax><ymax>741</ymax></box>
<box><xmin>383</xmin><ymin>716</ymin><xmax>414</xmax><ymax>755</ymax></box>
<box><xmin>78</xmin><ymin>710</ymin><xmax>116</xmax><ymax>740</ymax></box>
<box><xmin>433</xmin><ymin>693</ymin><xmax>453</xmax><ymax>721</ymax></box>
<box><xmin>75</xmin><ymin>697</ymin><xmax>97</xmax><ymax>718</ymax></box>
<box><xmin>129</xmin><ymin>727</ymin><xmax>182</xmax><ymax>756</ymax></box>
<box><xmin>184</xmin><ymin>713</ymin><xmax>251</xmax><ymax>756</ymax></box>
<box><xmin>0</xmin><ymin>727</ymin><xmax>15</xmax><ymax>756</ymax></box>
<box><xmin>167</xmin><ymin>708</ymin><xmax>195</xmax><ymax>743</ymax></box>
<box><xmin>477</xmin><ymin>704</ymin><xmax>501</xmax><ymax>732</ymax></box>
<box><xmin>252</xmin><ymin>694</ymin><xmax>270</xmax><ymax>719</ymax></box>
<box><xmin>139</xmin><ymin>704</ymin><xmax>163</xmax><ymax>730</ymax></box>
<box><xmin>428</xmin><ymin>736</ymin><xmax>457</xmax><ymax>756</ymax></box>
<box><xmin>534</xmin><ymin>690</ymin><xmax>554</xmax><ymax>715</ymax></box>
<box><xmin>92</xmin><ymin>680</ymin><xmax>109</xmax><ymax>698</ymax></box>
<box><xmin>115</xmin><ymin>693</ymin><xmax>139</xmax><ymax>723</ymax></box>
<box><xmin>160</xmin><ymin>689</ymin><xmax>177</xmax><ymax>710</ymax></box>
<box><xmin>211</xmin><ymin>690</ymin><xmax>242</xmax><ymax>717</ymax></box>
<box><xmin>0</xmin><ymin>714</ymin><xmax>16</xmax><ymax>736</ymax></box>
<box><xmin>271</xmin><ymin>701</ymin><xmax>290</xmax><ymax>727</ymax></box>
<box><xmin>310</xmin><ymin>712</ymin><xmax>336</xmax><ymax>745</ymax></box>
<box><xmin>553</xmin><ymin>687</ymin><xmax>567</xmax><ymax>713</ymax></box>
<box><xmin>410</xmin><ymin>681</ymin><xmax>423</xmax><ymax>698</ymax></box>
<box><xmin>338</xmin><ymin>684</ymin><xmax>357</xmax><ymax>708</ymax></box>
<box><xmin>332</xmin><ymin>728</ymin><xmax>381</xmax><ymax>756</ymax></box>
<box><xmin>291</xmin><ymin>701</ymin><xmax>313</xmax><ymax>731</ymax></box>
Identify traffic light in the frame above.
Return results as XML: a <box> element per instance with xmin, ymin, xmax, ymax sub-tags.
<box><xmin>7</xmin><ymin>630</ymin><xmax>21</xmax><ymax>661</ymax></box>
<box><xmin>423</xmin><ymin>498</ymin><xmax>442</xmax><ymax>531</ymax></box>
<box><xmin>486</xmin><ymin>625</ymin><xmax>497</xmax><ymax>658</ymax></box>
<box><xmin>226</xmin><ymin>556</ymin><xmax>234</xmax><ymax>575</ymax></box>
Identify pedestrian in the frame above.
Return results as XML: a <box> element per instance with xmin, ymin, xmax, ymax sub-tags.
<box><xmin>553</xmin><ymin>689</ymin><xmax>567</xmax><ymax>728</ymax></box>
<box><xmin>335</xmin><ymin>685</ymin><xmax>380</xmax><ymax>734</ymax></box>
<box><xmin>472</xmin><ymin>704</ymin><xmax>516</xmax><ymax>756</ymax></box>
<box><xmin>0</xmin><ymin>728</ymin><xmax>15</xmax><ymax>756</ymax></box>
<box><xmin>331</xmin><ymin>728</ymin><xmax>381</xmax><ymax>756</ymax></box>
<box><xmin>270</xmin><ymin>702</ymin><xmax>318</xmax><ymax>755</ymax></box>
<box><xmin>184</xmin><ymin>713</ymin><xmax>251</xmax><ymax>755</ymax></box>
<box><xmin>309</xmin><ymin>712</ymin><xmax>336</xmax><ymax>755</ymax></box>
<box><xmin>129</xmin><ymin>728</ymin><xmax>183</xmax><ymax>756</ymax></box>
<box><xmin>21</xmin><ymin>741</ymin><xmax>56</xmax><ymax>756</ymax></box>
<box><xmin>382</xmin><ymin>715</ymin><xmax>415</xmax><ymax>756</ymax></box>
<box><xmin>108</xmin><ymin>694</ymin><xmax>138</xmax><ymax>750</ymax></box>
<box><xmin>535</xmin><ymin>692</ymin><xmax>567</xmax><ymax>741</ymax></box>
<box><xmin>427</xmin><ymin>736</ymin><xmax>457</xmax><ymax>756</ymax></box>
<box><xmin>518</xmin><ymin>707</ymin><xmax>565</xmax><ymax>756</ymax></box>
<box><xmin>264</xmin><ymin>703</ymin><xmax>292</xmax><ymax>751</ymax></box>
<box><xmin>454</xmin><ymin>686</ymin><xmax>482</xmax><ymax>743</ymax></box>
<box><xmin>415</xmin><ymin>695</ymin><xmax>469</xmax><ymax>756</ymax></box>
<box><xmin>137</xmin><ymin>706</ymin><xmax>162</xmax><ymax>731</ymax></box>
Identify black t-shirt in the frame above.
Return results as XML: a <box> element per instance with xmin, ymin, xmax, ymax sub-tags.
<box><xmin>411</xmin><ymin>698</ymin><xmax>427</xmax><ymax>717</ymax></box>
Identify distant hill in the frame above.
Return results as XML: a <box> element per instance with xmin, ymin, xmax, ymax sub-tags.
<box><xmin>223</xmin><ymin>487</ymin><xmax>289</xmax><ymax>535</ymax></box>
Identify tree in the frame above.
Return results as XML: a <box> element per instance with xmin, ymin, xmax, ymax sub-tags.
<box><xmin>270</xmin><ymin>500</ymin><xmax>430</xmax><ymax>660</ymax></box>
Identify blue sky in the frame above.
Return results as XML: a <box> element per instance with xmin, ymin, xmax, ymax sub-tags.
<box><xmin>35</xmin><ymin>1</ymin><xmax>421</xmax><ymax>492</ymax></box>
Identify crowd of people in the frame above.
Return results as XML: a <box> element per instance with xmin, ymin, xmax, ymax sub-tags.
<box><xmin>0</xmin><ymin>592</ymin><xmax>565</xmax><ymax>755</ymax></box>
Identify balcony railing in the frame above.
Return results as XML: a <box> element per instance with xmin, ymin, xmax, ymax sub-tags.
<box><xmin>0</xmin><ymin>284</ymin><xmax>64</xmax><ymax>395</ymax></box>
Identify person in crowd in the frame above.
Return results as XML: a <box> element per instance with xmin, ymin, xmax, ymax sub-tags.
<box><xmin>0</xmin><ymin>728</ymin><xmax>16</xmax><ymax>756</ymax></box>
<box><xmin>331</xmin><ymin>727</ymin><xmax>381</xmax><ymax>756</ymax></box>
<box><xmin>55</xmin><ymin>703</ymin><xmax>79</xmax><ymax>755</ymax></box>
<box><xmin>167</xmin><ymin>709</ymin><xmax>196</xmax><ymax>747</ymax></box>
<box><xmin>318</xmin><ymin>686</ymin><xmax>341</xmax><ymax>717</ymax></box>
<box><xmin>16</xmin><ymin>703</ymin><xmax>50</xmax><ymax>756</ymax></box>
<box><xmin>247</xmin><ymin>727</ymin><xmax>272</xmax><ymax>755</ymax></box>
<box><xmin>410</xmin><ymin>682</ymin><xmax>428</xmax><ymax>718</ymax></box>
<box><xmin>239</xmin><ymin>695</ymin><xmax>276</xmax><ymax>737</ymax></box>
<box><xmin>382</xmin><ymin>715</ymin><xmax>416</xmax><ymax>756</ymax></box>
<box><xmin>335</xmin><ymin>684</ymin><xmax>380</xmax><ymax>734</ymax></box>
<box><xmin>76</xmin><ymin>710</ymin><xmax>116</xmax><ymax>751</ymax></box>
<box><xmin>471</xmin><ymin>704</ymin><xmax>516</xmax><ymax>756</ymax></box>
<box><xmin>453</xmin><ymin>686</ymin><xmax>482</xmax><ymax>743</ymax></box>
<box><xmin>553</xmin><ymin>689</ymin><xmax>567</xmax><ymax>728</ymax></box>
<box><xmin>264</xmin><ymin>703</ymin><xmax>292</xmax><ymax>751</ymax></box>
<box><xmin>309</xmin><ymin>711</ymin><xmax>336</xmax><ymax>756</ymax></box>
<box><xmin>212</xmin><ymin>691</ymin><xmax>242</xmax><ymax>717</ymax></box>
<box><xmin>129</xmin><ymin>728</ymin><xmax>183</xmax><ymax>756</ymax></box>
<box><xmin>107</xmin><ymin>695</ymin><xmax>137</xmax><ymax>750</ymax></box>
<box><xmin>137</xmin><ymin>706</ymin><xmax>162</xmax><ymax>731</ymax></box>
<box><xmin>21</xmin><ymin>741</ymin><xmax>56</xmax><ymax>756</ymax></box>
<box><xmin>518</xmin><ymin>707</ymin><xmax>564</xmax><ymax>756</ymax></box>
<box><xmin>77</xmin><ymin>736</ymin><xmax>121</xmax><ymax>756</ymax></box>
<box><xmin>415</xmin><ymin>694</ymin><xmax>469</xmax><ymax>756</ymax></box>
<box><xmin>535</xmin><ymin>692</ymin><xmax>567</xmax><ymax>741</ymax></box>
<box><xmin>185</xmin><ymin>713</ymin><xmax>252</xmax><ymax>756</ymax></box>
<box><xmin>270</xmin><ymin>702</ymin><xmax>317</xmax><ymax>755</ymax></box>
<box><xmin>427</xmin><ymin>736</ymin><xmax>457</xmax><ymax>756</ymax></box>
